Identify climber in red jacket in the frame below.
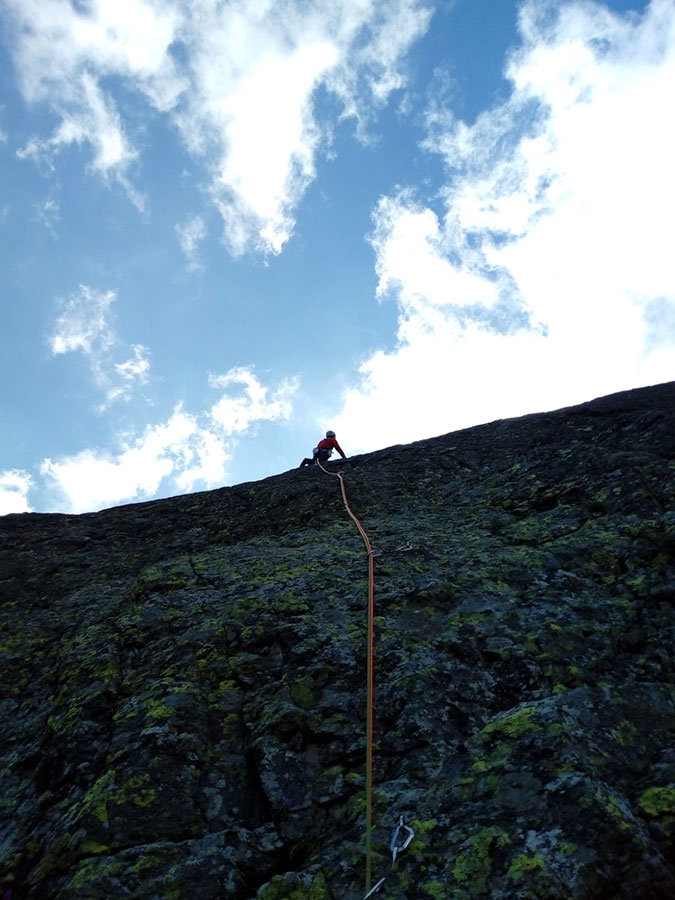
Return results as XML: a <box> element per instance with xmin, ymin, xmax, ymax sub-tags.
<box><xmin>299</xmin><ymin>431</ymin><xmax>346</xmax><ymax>467</ymax></box>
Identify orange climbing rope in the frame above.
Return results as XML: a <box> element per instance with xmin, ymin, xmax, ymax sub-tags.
<box><xmin>318</xmin><ymin>460</ymin><xmax>377</xmax><ymax>894</ymax></box>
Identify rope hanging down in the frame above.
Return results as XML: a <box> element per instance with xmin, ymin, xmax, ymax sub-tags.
<box><xmin>317</xmin><ymin>460</ymin><xmax>416</xmax><ymax>896</ymax></box>
<box><xmin>317</xmin><ymin>460</ymin><xmax>378</xmax><ymax>894</ymax></box>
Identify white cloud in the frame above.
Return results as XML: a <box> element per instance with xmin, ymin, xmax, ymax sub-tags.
<box><xmin>331</xmin><ymin>0</ymin><xmax>675</xmax><ymax>452</ymax></box>
<box><xmin>50</xmin><ymin>284</ymin><xmax>117</xmax><ymax>356</ymax></box>
<box><xmin>7</xmin><ymin>0</ymin><xmax>184</xmax><ymax>200</ymax></box>
<box><xmin>0</xmin><ymin>470</ymin><xmax>33</xmax><ymax>515</ymax></box>
<box><xmin>7</xmin><ymin>0</ymin><xmax>183</xmax><ymax>101</ymax></box>
<box><xmin>174</xmin><ymin>0</ymin><xmax>433</xmax><ymax>254</ymax></box>
<box><xmin>175</xmin><ymin>214</ymin><xmax>207</xmax><ymax>270</ymax></box>
<box><xmin>114</xmin><ymin>344</ymin><xmax>151</xmax><ymax>384</ymax></box>
<box><xmin>107</xmin><ymin>344</ymin><xmax>152</xmax><ymax>406</ymax></box>
<box><xmin>325</xmin><ymin>0</ymin><xmax>433</xmax><ymax>124</ymax></box>
<box><xmin>5</xmin><ymin>0</ymin><xmax>432</xmax><ymax>253</ymax></box>
<box><xmin>40</xmin><ymin>366</ymin><xmax>297</xmax><ymax>513</ymax></box>
<box><xmin>41</xmin><ymin>408</ymin><xmax>208</xmax><ymax>514</ymax></box>
<box><xmin>34</xmin><ymin>194</ymin><xmax>61</xmax><ymax>236</ymax></box>
<box><xmin>173</xmin><ymin>428</ymin><xmax>229</xmax><ymax>493</ymax></box>
<box><xmin>18</xmin><ymin>72</ymin><xmax>138</xmax><ymax>175</ymax></box>
<box><xmin>49</xmin><ymin>284</ymin><xmax>151</xmax><ymax>407</ymax></box>
<box><xmin>208</xmin><ymin>366</ymin><xmax>298</xmax><ymax>433</ymax></box>
<box><xmin>644</xmin><ymin>297</ymin><xmax>675</xmax><ymax>353</ymax></box>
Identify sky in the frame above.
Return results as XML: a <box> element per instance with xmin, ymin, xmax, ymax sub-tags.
<box><xmin>1</xmin><ymin>0</ymin><xmax>674</xmax><ymax>516</ymax></box>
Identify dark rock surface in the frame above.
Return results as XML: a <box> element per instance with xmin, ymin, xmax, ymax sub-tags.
<box><xmin>2</xmin><ymin>381</ymin><xmax>675</xmax><ymax>899</ymax></box>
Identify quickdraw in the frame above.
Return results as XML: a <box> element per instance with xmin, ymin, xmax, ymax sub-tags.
<box><xmin>362</xmin><ymin>816</ymin><xmax>416</xmax><ymax>898</ymax></box>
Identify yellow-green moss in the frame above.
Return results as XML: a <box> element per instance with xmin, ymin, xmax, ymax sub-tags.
<box><xmin>507</xmin><ymin>854</ymin><xmax>544</xmax><ymax>881</ymax></box>
<box><xmin>613</xmin><ymin>720</ymin><xmax>638</xmax><ymax>746</ymax></box>
<box><xmin>452</xmin><ymin>826</ymin><xmax>510</xmax><ymax>895</ymax></box>
<box><xmin>481</xmin><ymin>705</ymin><xmax>541</xmax><ymax>740</ymax></box>
<box><xmin>638</xmin><ymin>786</ymin><xmax>675</xmax><ymax>817</ymax></box>
<box><xmin>423</xmin><ymin>879</ymin><xmax>447</xmax><ymax>898</ymax></box>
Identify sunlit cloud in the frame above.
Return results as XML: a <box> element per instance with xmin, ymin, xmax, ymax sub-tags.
<box><xmin>41</xmin><ymin>408</ymin><xmax>208</xmax><ymax>514</ymax></box>
<box><xmin>7</xmin><ymin>0</ymin><xmax>184</xmax><ymax>202</ymax></box>
<box><xmin>331</xmin><ymin>0</ymin><xmax>675</xmax><ymax>452</ymax></box>
<box><xmin>170</xmin><ymin>0</ymin><xmax>432</xmax><ymax>254</ymax></box>
<box><xmin>0</xmin><ymin>470</ymin><xmax>33</xmax><ymax>516</ymax></box>
<box><xmin>50</xmin><ymin>285</ymin><xmax>117</xmax><ymax>357</ymax></box>
<box><xmin>34</xmin><ymin>73</ymin><xmax>135</xmax><ymax>172</ymax></box>
<box><xmin>114</xmin><ymin>344</ymin><xmax>152</xmax><ymax>384</ymax></box>
<box><xmin>4</xmin><ymin>0</ymin><xmax>433</xmax><ymax>254</ymax></box>
<box><xmin>40</xmin><ymin>366</ymin><xmax>298</xmax><ymax>512</ymax></box>
<box><xmin>324</xmin><ymin>0</ymin><xmax>433</xmax><ymax>127</ymax></box>
<box><xmin>49</xmin><ymin>284</ymin><xmax>151</xmax><ymax>408</ymax></box>
<box><xmin>208</xmin><ymin>366</ymin><xmax>298</xmax><ymax>433</ymax></box>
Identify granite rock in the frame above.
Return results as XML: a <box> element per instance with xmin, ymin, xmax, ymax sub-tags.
<box><xmin>1</xmin><ymin>382</ymin><xmax>675</xmax><ymax>899</ymax></box>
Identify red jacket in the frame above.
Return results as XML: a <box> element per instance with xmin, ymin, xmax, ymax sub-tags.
<box><xmin>317</xmin><ymin>436</ymin><xmax>346</xmax><ymax>458</ymax></box>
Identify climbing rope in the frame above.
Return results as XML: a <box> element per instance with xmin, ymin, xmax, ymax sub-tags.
<box><xmin>316</xmin><ymin>459</ymin><xmax>416</xmax><ymax>897</ymax></box>
<box><xmin>317</xmin><ymin>458</ymin><xmax>377</xmax><ymax>893</ymax></box>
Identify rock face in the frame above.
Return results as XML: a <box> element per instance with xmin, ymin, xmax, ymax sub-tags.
<box><xmin>2</xmin><ymin>382</ymin><xmax>675</xmax><ymax>900</ymax></box>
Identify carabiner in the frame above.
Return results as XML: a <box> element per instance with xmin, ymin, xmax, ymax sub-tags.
<box><xmin>390</xmin><ymin>815</ymin><xmax>415</xmax><ymax>863</ymax></box>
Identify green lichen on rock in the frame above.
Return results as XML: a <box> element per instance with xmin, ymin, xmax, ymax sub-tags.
<box><xmin>451</xmin><ymin>826</ymin><xmax>511</xmax><ymax>894</ymax></box>
<box><xmin>2</xmin><ymin>381</ymin><xmax>675</xmax><ymax>898</ymax></box>
<box><xmin>638</xmin><ymin>786</ymin><xmax>675</xmax><ymax>817</ymax></box>
<box><xmin>507</xmin><ymin>853</ymin><xmax>545</xmax><ymax>880</ymax></box>
<box><xmin>256</xmin><ymin>867</ymin><xmax>329</xmax><ymax>899</ymax></box>
<box><xmin>481</xmin><ymin>704</ymin><xmax>542</xmax><ymax>740</ymax></box>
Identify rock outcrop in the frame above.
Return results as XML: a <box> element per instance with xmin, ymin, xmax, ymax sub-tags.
<box><xmin>2</xmin><ymin>381</ymin><xmax>675</xmax><ymax>899</ymax></box>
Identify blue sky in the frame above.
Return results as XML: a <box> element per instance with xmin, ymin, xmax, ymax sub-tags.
<box><xmin>1</xmin><ymin>0</ymin><xmax>673</xmax><ymax>515</ymax></box>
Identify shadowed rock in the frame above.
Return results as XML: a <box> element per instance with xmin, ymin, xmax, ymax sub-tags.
<box><xmin>1</xmin><ymin>381</ymin><xmax>675</xmax><ymax>899</ymax></box>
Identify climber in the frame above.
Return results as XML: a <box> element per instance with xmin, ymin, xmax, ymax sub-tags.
<box><xmin>299</xmin><ymin>431</ymin><xmax>347</xmax><ymax>467</ymax></box>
